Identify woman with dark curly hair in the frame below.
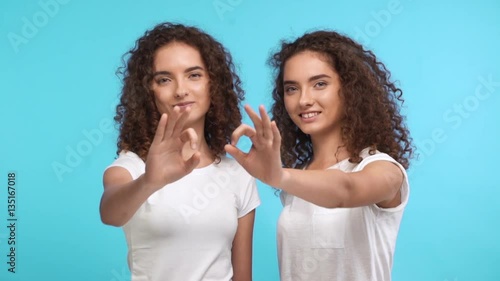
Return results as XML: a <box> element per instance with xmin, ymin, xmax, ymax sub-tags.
<box><xmin>99</xmin><ymin>22</ymin><xmax>260</xmax><ymax>281</ymax></box>
<box><xmin>225</xmin><ymin>30</ymin><xmax>413</xmax><ymax>280</ymax></box>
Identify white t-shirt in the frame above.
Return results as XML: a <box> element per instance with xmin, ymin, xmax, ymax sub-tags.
<box><xmin>277</xmin><ymin>149</ymin><xmax>410</xmax><ymax>281</ymax></box>
<box><xmin>106</xmin><ymin>151</ymin><xmax>261</xmax><ymax>281</ymax></box>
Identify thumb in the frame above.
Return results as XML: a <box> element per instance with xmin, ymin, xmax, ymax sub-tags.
<box><xmin>184</xmin><ymin>151</ymin><xmax>201</xmax><ymax>172</ymax></box>
<box><xmin>224</xmin><ymin>144</ymin><xmax>247</xmax><ymax>166</ymax></box>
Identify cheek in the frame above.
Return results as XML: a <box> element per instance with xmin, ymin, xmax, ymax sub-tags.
<box><xmin>196</xmin><ymin>83</ymin><xmax>211</xmax><ymax>104</ymax></box>
<box><xmin>153</xmin><ymin>91</ymin><xmax>163</xmax><ymax>105</ymax></box>
<box><xmin>194</xmin><ymin>81</ymin><xmax>209</xmax><ymax>96</ymax></box>
<box><xmin>152</xmin><ymin>90</ymin><xmax>170</xmax><ymax>111</ymax></box>
<box><xmin>283</xmin><ymin>96</ymin><xmax>295</xmax><ymax>115</ymax></box>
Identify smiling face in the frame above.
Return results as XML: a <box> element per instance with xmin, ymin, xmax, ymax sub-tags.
<box><xmin>283</xmin><ymin>50</ymin><xmax>344</xmax><ymax>139</ymax></box>
<box><xmin>151</xmin><ymin>42</ymin><xmax>211</xmax><ymax>130</ymax></box>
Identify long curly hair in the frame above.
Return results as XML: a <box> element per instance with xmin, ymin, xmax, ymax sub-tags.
<box><xmin>114</xmin><ymin>22</ymin><xmax>244</xmax><ymax>161</ymax></box>
<box><xmin>270</xmin><ymin>30</ymin><xmax>413</xmax><ymax>169</ymax></box>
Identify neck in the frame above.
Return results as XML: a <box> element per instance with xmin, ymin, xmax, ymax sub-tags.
<box><xmin>308</xmin><ymin>127</ymin><xmax>349</xmax><ymax>170</ymax></box>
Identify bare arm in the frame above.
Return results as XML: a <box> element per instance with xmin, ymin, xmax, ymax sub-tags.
<box><xmin>99</xmin><ymin>109</ymin><xmax>200</xmax><ymax>226</ymax></box>
<box><xmin>99</xmin><ymin>169</ymin><xmax>157</xmax><ymax>226</ymax></box>
<box><xmin>231</xmin><ymin>210</ymin><xmax>256</xmax><ymax>281</ymax></box>
<box><xmin>278</xmin><ymin>161</ymin><xmax>403</xmax><ymax>208</ymax></box>
<box><xmin>226</xmin><ymin>105</ymin><xmax>404</xmax><ymax>209</ymax></box>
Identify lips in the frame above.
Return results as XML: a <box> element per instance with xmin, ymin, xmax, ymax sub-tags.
<box><xmin>173</xmin><ymin>102</ymin><xmax>194</xmax><ymax>108</ymax></box>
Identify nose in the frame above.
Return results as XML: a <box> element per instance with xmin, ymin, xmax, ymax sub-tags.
<box><xmin>174</xmin><ymin>81</ymin><xmax>189</xmax><ymax>99</ymax></box>
<box><xmin>298</xmin><ymin>89</ymin><xmax>314</xmax><ymax>108</ymax></box>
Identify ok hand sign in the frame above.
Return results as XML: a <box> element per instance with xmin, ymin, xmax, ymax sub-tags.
<box><xmin>144</xmin><ymin>107</ymin><xmax>200</xmax><ymax>191</ymax></box>
<box><xmin>224</xmin><ymin>105</ymin><xmax>284</xmax><ymax>187</ymax></box>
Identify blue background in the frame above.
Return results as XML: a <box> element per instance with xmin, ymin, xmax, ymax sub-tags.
<box><xmin>1</xmin><ymin>0</ymin><xmax>499</xmax><ymax>280</ymax></box>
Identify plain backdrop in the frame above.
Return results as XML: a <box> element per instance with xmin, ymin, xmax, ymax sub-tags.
<box><xmin>1</xmin><ymin>0</ymin><xmax>499</xmax><ymax>280</ymax></box>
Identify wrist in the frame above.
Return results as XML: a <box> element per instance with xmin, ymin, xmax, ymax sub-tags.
<box><xmin>276</xmin><ymin>168</ymin><xmax>290</xmax><ymax>189</ymax></box>
<box><xmin>138</xmin><ymin>174</ymin><xmax>160</xmax><ymax>195</ymax></box>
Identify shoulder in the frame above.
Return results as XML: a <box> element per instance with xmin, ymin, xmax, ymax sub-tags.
<box><xmin>109</xmin><ymin>150</ymin><xmax>144</xmax><ymax>167</ymax></box>
<box><xmin>355</xmin><ymin>148</ymin><xmax>402</xmax><ymax>171</ymax></box>
<box><xmin>357</xmin><ymin>148</ymin><xmax>410</xmax><ymax>211</ymax></box>
<box><xmin>354</xmin><ymin>148</ymin><xmax>407</xmax><ymax>186</ymax></box>
<box><xmin>117</xmin><ymin>150</ymin><xmax>142</xmax><ymax>160</ymax></box>
<box><xmin>105</xmin><ymin>150</ymin><xmax>145</xmax><ymax>180</ymax></box>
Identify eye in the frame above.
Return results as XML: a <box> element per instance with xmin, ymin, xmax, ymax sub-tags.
<box><xmin>156</xmin><ymin>77</ymin><xmax>171</xmax><ymax>85</ymax></box>
<box><xmin>314</xmin><ymin>81</ymin><xmax>327</xmax><ymax>88</ymax></box>
<box><xmin>189</xmin><ymin>73</ymin><xmax>202</xmax><ymax>80</ymax></box>
<box><xmin>285</xmin><ymin>86</ymin><xmax>298</xmax><ymax>94</ymax></box>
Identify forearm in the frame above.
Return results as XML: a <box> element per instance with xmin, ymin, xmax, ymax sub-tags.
<box><xmin>277</xmin><ymin>168</ymin><xmax>351</xmax><ymax>208</ymax></box>
<box><xmin>231</xmin><ymin>211</ymin><xmax>255</xmax><ymax>281</ymax></box>
<box><xmin>231</xmin><ymin>257</ymin><xmax>252</xmax><ymax>281</ymax></box>
<box><xmin>99</xmin><ymin>175</ymin><xmax>157</xmax><ymax>226</ymax></box>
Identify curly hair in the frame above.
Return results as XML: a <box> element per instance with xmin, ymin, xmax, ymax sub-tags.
<box><xmin>114</xmin><ymin>22</ymin><xmax>244</xmax><ymax>161</ymax></box>
<box><xmin>269</xmin><ymin>30</ymin><xmax>413</xmax><ymax>169</ymax></box>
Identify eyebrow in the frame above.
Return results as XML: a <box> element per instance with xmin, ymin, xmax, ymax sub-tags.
<box><xmin>283</xmin><ymin>74</ymin><xmax>332</xmax><ymax>85</ymax></box>
<box><xmin>152</xmin><ymin>66</ymin><xmax>205</xmax><ymax>77</ymax></box>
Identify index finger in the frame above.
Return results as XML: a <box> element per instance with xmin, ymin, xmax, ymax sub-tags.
<box><xmin>153</xmin><ymin>114</ymin><xmax>168</xmax><ymax>144</ymax></box>
<box><xmin>244</xmin><ymin>105</ymin><xmax>263</xmax><ymax>135</ymax></box>
<box><xmin>172</xmin><ymin>107</ymin><xmax>192</xmax><ymax>137</ymax></box>
<box><xmin>230</xmin><ymin>124</ymin><xmax>256</xmax><ymax>146</ymax></box>
<box><xmin>259</xmin><ymin>105</ymin><xmax>272</xmax><ymax>138</ymax></box>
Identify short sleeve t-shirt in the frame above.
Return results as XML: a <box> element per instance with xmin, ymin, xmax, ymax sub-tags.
<box><xmin>107</xmin><ymin>151</ymin><xmax>261</xmax><ymax>281</ymax></box>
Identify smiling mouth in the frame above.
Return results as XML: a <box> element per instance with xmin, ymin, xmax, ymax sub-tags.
<box><xmin>300</xmin><ymin>112</ymin><xmax>320</xmax><ymax>119</ymax></box>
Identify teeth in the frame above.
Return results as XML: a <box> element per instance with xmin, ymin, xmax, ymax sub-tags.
<box><xmin>302</xmin><ymin>112</ymin><xmax>319</xmax><ymax>119</ymax></box>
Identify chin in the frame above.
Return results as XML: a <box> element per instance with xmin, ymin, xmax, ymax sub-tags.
<box><xmin>297</xmin><ymin>125</ymin><xmax>323</xmax><ymax>136</ymax></box>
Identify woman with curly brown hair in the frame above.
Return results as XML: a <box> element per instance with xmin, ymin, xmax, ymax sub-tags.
<box><xmin>225</xmin><ymin>30</ymin><xmax>413</xmax><ymax>280</ymax></box>
<box><xmin>99</xmin><ymin>22</ymin><xmax>259</xmax><ymax>281</ymax></box>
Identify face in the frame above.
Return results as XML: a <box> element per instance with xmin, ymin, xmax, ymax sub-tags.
<box><xmin>283</xmin><ymin>51</ymin><xmax>344</xmax><ymax>138</ymax></box>
<box><xmin>151</xmin><ymin>42</ymin><xmax>210</xmax><ymax>130</ymax></box>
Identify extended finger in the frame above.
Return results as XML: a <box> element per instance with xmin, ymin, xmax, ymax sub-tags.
<box><xmin>259</xmin><ymin>105</ymin><xmax>273</xmax><ymax>140</ymax></box>
<box><xmin>231</xmin><ymin>124</ymin><xmax>257</xmax><ymax>146</ymax></box>
<box><xmin>172</xmin><ymin>107</ymin><xmax>191</xmax><ymax>137</ymax></box>
<box><xmin>153</xmin><ymin>114</ymin><xmax>168</xmax><ymax>144</ymax></box>
<box><xmin>244</xmin><ymin>105</ymin><xmax>264</xmax><ymax>137</ymax></box>
<box><xmin>164</xmin><ymin>106</ymin><xmax>181</xmax><ymax>139</ymax></box>
<box><xmin>271</xmin><ymin>121</ymin><xmax>282</xmax><ymax>150</ymax></box>
<box><xmin>180</xmin><ymin>128</ymin><xmax>198</xmax><ymax>150</ymax></box>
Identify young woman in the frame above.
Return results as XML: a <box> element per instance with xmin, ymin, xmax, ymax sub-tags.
<box><xmin>225</xmin><ymin>30</ymin><xmax>413</xmax><ymax>281</ymax></box>
<box><xmin>99</xmin><ymin>22</ymin><xmax>260</xmax><ymax>281</ymax></box>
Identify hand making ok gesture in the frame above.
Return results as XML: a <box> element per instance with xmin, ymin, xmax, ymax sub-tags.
<box><xmin>144</xmin><ymin>106</ymin><xmax>201</xmax><ymax>191</ymax></box>
<box><xmin>224</xmin><ymin>105</ymin><xmax>284</xmax><ymax>187</ymax></box>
